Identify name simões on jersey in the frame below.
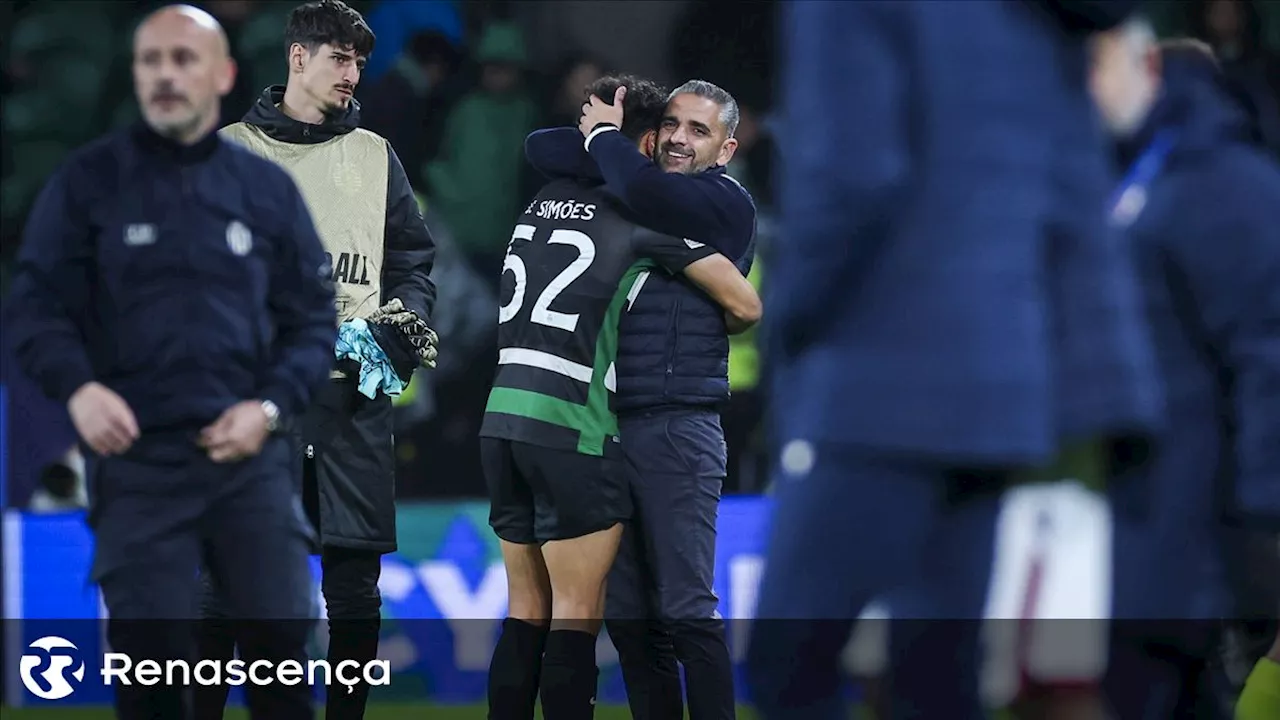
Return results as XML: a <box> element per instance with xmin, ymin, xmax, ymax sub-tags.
<box><xmin>481</xmin><ymin>180</ymin><xmax>715</xmax><ymax>456</ymax></box>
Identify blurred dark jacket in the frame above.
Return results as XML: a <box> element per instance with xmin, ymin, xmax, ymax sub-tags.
<box><xmin>1115</xmin><ymin>48</ymin><xmax>1280</xmax><ymax>547</ymax></box>
<box><xmin>766</xmin><ymin>0</ymin><xmax>1162</xmax><ymax>466</ymax></box>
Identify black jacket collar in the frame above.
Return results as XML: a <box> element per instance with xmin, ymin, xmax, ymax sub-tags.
<box><xmin>130</xmin><ymin>121</ymin><xmax>220</xmax><ymax>164</ymax></box>
<box><xmin>242</xmin><ymin>85</ymin><xmax>360</xmax><ymax>144</ymax></box>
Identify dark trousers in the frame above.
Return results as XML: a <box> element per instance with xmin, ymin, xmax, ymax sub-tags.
<box><xmin>88</xmin><ymin>438</ymin><xmax>314</xmax><ymax>720</ymax></box>
<box><xmin>195</xmin><ymin>545</ymin><xmax>383</xmax><ymax>720</ymax></box>
<box><xmin>605</xmin><ymin>408</ymin><xmax>737</xmax><ymax>720</ymax></box>
<box><xmin>745</xmin><ymin>445</ymin><xmax>1001</xmax><ymax>720</ymax></box>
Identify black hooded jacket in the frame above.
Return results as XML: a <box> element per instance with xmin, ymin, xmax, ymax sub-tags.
<box><xmin>237</xmin><ymin>86</ymin><xmax>437</xmax><ymax>327</ymax></box>
<box><xmin>221</xmin><ymin>87</ymin><xmax>440</xmax><ymax>551</ymax></box>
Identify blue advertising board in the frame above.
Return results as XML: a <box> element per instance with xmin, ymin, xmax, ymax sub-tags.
<box><xmin>3</xmin><ymin>496</ymin><xmax>772</xmax><ymax>707</ymax></box>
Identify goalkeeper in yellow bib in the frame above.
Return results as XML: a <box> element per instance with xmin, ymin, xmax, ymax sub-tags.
<box><xmin>195</xmin><ymin>2</ymin><xmax>437</xmax><ymax>719</ymax></box>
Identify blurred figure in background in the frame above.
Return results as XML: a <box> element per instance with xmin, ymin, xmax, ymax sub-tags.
<box><xmin>390</xmin><ymin>195</ymin><xmax>498</xmax><ymax>498</ymax></box>
<box><xmin>360</xmin><ymin>29</ymin><xmax>462</xmax><ymax>189</ymax></box>
<box><xmin>361</xmin><ymin>0</ymin><xmax>463</xmax><ymax>84</ymax></box>
<box><xmin>1186</xmin><ymin>0</ymin><xmax>1280</xmax><ymax>156</ymax></box>
<box><xmin>748</xmin><ymin>1</ymin><xmax>1161</xmax><ymax>719</ymax></box>
<box><xmin>1089</xmin><ymin>23</ymin><xmax>1280</xmax><ymax>719</ymax></box>
<box><xmin>425</xmin><ymin>21</ymin><xmax>537</xmax><ymax>284</ymax></box>
<box><xmin>7</xmin><ymin>6</ymin><xmax>335</xmax><ymax>718</ymax></box>
<box><xmin>205</xmin><ymin>0</ymin><xmax>258</xmax><ymax>124</ymax></box>
<box><xmin>542</xmin><ymin>55</ymin><xmax>605</xmax><ymax>129</ymax></box>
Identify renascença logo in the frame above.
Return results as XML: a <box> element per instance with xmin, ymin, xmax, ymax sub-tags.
<box><xmin>20</xmin><ymin>636</ymin><xmax>87</xmax><ymax>700</ymax></box>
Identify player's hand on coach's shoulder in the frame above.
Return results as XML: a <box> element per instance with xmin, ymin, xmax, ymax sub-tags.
<box><xmin>199</xmin><ymin>400</ymin><xmax>271</xmax><ymax>463</ymax></box>
<box><xmin>579</xmin><ymin>86</ymin><xmax>626</xmax><ymax>138</ymax></box>
<box><xmin>68</xmin><ymin>382</ymin><xmax>140</xmax><ymax>457</ymax></box>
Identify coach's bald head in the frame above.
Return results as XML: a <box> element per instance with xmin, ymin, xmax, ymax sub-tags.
<box><xmin>133</xmin><ymin>5</ymin><xmax>236</xmax><ymax>144</ymax></box>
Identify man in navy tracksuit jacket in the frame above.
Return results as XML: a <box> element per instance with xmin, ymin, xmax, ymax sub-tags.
<box><xmin>3</xmin><ymin>7</ymin><xmax>335</xmax><ymax>719</ymax></box>
<box><xmin>748</xmin><ymin>2</ymin><xmax>1163</xmax><ymax>719</ymax></box>
<box><xmin>525</xmin><ymin>79</ymin><xmax>755</xmax><ymax>720</ymax></box>
<box><xmin>1089</xmin><ymin>32</ymin><xmax>1280</xmax><ymax>719</ymax></box>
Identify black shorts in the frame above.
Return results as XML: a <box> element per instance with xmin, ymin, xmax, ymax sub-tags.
<box><xmin>480</xmin><ymin>438</ymin><xmax>633</xmax><ymax>544</ymax></box>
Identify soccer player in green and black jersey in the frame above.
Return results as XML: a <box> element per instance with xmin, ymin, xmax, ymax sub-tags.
<box><xmin>480</xmin><ymin>75</ymin><xmax>761</xmax><ymax>720</ymax></box>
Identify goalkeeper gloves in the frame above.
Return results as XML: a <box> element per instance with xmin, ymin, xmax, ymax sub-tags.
<box><xmin>367</xmin><ymin>298</ymin><xmax>439</xmax><ymax>370</ymax></box>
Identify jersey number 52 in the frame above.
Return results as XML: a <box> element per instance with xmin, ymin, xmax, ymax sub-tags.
<box><xmin>499</xmin><ymin>223</ymin><xmax>596</xmax><ymax>333</ymax></box>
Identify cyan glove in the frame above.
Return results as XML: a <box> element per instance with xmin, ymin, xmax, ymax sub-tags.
<box><xmin>367</xmin><ymin>298</ymin><xmax>439</xmax><ymax>369</ymax></box>
<box><xmin>335</xmin><ymin>318</ymin><xmax>408</xmax><ymax>399</ymax></box>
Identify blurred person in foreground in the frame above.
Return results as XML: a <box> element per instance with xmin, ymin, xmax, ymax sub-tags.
<box><xmin>3</xmin><ymin>5</ymin><xmax>335</xmax><ymax>719</ymax></box>
<box><xmin>524</xmin><ymin>78</ymin><xmax>758</xmax><ymax>719</ymax></box>
<box><xmin>1089</xmin><ymin>23</ymin><xmax>1280</xmax><ymax>720</ymax></box>
<box><xmin>198</xmin><ymin>2</ymin><xmax>438</xmax><ymax>718</ymax></box>
<box><xmin>480</xmin><ymin>75</ymin><xmax>760</xmax><ymax>720</ymax></box>
<box><xmin>747</xmin><ymin>1</ymin><xmax>1164</xmax><ymax>719</ymax></box>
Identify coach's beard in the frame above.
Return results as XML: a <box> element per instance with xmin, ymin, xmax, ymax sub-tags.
<box><xmin>657</xmin><ymin>143</ymin><xmax>705</xmax><ymax>175</ymax></box>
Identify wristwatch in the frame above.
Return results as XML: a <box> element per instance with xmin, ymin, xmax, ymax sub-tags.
<box><xmin>260</xmin><ymin>399</ymin><xmax>281</xmax><ymax>433</ymax></box>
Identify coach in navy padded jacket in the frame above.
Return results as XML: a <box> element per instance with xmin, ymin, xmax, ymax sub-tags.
<box><xmin>525</xmin><ymin>80</ymin><xmax>756</xmax><ymax>720</ymax></box>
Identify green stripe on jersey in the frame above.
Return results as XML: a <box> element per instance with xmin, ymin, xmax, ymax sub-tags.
<box><xmin>486</xmin><ymin>260</ymin><xmax>653</xmax><ymax>455</ymax></box>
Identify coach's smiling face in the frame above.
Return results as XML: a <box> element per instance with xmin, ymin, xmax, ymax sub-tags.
<box><xmin>656</xmin><ymin>93</ymin><xmax>738</xmax><ymax>175</ymax></box>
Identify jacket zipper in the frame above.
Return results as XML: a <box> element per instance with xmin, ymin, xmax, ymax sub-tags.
<box><xmin>664</xmin><ymin>299</ymin><xmax>682</xmax><ymax>378</ymax></box>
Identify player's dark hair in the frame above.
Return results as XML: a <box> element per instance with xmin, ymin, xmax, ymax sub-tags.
<box><xmin>585</xmin><ymin>74</ymin><xmax>668</xmax><ymax>142</ymax></box>
<box><xmin>284</xmin><ymin>0</ymin><xmax>375</xmax><ymax>59</ymax></box>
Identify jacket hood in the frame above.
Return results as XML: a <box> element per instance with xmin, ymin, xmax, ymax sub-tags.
<box><xmin>242</xmin><ymin>86</ymin><xmax>361</xmax><ymax>144</ymax></box>
<box><xmin>1120</xmin><ymin>49</ymin><xmax>1253</xmax><ymax>166</ymax></box>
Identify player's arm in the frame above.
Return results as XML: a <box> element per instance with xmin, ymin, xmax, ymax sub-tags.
<box><xmin>631</xmin><ymin>229</ymin><xmax>761</xmax><ymax>334</ymax></box>
<box><xmin>584</xmin><ymin>130</ymin><xmax>754</xmax><ymax>259</ymax></box>
<box><xmin>4</xmin><ymin>163</ymin><xmax>98</xmax><ymax>403</ymax></box>
<box><xmin>260</xmin><ymin>172</ymin><xmax>339</xmax><ymax>421</ymax></box>
<box><xmin>683</xmin><ymin>254</ymin><xmax>762</xmax><ymax>334</ymax></box>
<box><xmin>771</xmin><ymin>1</ymin><xmax>911</xmax><ymax>358</ymax></box>
<box><xmin>525</xmin><ymin>127</ymin><xmax>604</xmax><ymax>182</ymax></box>
<box><xmin>1168</xmin><ymin>167</ymin><xmax>1280</xmax><ymax>529</ymax></box>
<box><xmin>382</xmin><ymin>145</ymin><xmax>438</xmax><ymax>322</ymax></box>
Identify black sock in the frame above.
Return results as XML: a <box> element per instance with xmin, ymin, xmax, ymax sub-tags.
<box><xmin>539</xmin><ymin>629</ymin><xmax>600</xmax><ymax>720</ymax></box>
<box><xmin>488</xmin><ymin>618</ymin><xmax>550</xmax><ymax>720</ymax></box>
